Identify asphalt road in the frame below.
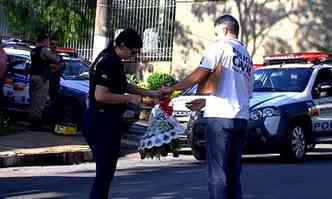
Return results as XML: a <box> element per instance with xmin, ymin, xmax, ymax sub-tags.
<box><xmin>2</xmin><ymin>146</ymin><xmax>332</xmax><ymax>199</ymax></box>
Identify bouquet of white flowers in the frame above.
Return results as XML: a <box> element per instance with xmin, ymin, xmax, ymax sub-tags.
<box><xmin>138</xmin><ymin>101</ymin><xmax>185</xmax><ymax>159</ymax></box>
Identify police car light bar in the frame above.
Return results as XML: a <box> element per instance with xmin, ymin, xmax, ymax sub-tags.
<box><xmin>56</xmin><ymin>47</ymin><xmax>78</xmax><ymax>57</ymax></box>
<box><xmin>264</xmin><ymin>52</ymin><xmax>332</xmax><ymax>65</ymax></box>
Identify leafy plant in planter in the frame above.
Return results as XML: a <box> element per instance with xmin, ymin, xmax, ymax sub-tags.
<box><xmin>147</xmin><ymin>73</ymin><xmax>176</xmax><ymax>90</ymax></box>
<box><xmin>126</xmin><ymin>74</ymin><xmax>148</xmax><ymax>89</ymax></box>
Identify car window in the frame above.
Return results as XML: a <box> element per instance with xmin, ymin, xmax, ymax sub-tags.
<box><xmin>254</xmin><ymin>68</ymin><xmax>313</xmax><ymax>92</ymax></box>
<box><xmin>62</xmin><ymin>59</ymin><xmax>89</xmax><ymax>80</ymax></box>
<box><xmin>8</xmin><ymin>55</ymin><xmax>28</xmax><ymax>64</ymax></box>
<box><xmin>7</xmin><ymin>55</ymin><xmax>29</xmax><ymax>71</ymax></box>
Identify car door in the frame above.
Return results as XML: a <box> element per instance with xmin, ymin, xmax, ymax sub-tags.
<box><xmin>4</xmin><ymin>54</ymin><xmax>31</xmax><ymax>105</ymax></box>
<box><xmin>311</xmin><ymin>67</ymin><xmax>332</xmax><ymax>140</ymax></box>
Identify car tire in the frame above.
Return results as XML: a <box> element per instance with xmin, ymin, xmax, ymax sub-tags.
<box><xmin>280</xmin><ymin>124</ymin><xmax>307</xmax><ymax>162</ymax></box>
<box><xmin>191</xmin><ymin>143</ymin><xmax>207</xmax><ymax>161</ymax></box>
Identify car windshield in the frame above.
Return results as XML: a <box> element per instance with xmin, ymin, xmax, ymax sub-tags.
<box><xmin>253</xmin><ymin>68</ymin><xmax>313</xmax><ymax>92</ymax></box>
<box><xmin>62</xmin><ymin>59</ymin><xmax>89</xmax><ymax>80</ymax></box>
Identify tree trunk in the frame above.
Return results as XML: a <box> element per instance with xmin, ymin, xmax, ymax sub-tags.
<box><xmin>92</xmin><ymin>0</ymin><xmax>111</xmax><ymax>61</ymax></box>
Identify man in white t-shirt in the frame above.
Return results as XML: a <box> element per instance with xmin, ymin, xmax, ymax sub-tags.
<box><xmin>161</xmin><ymin>15</ymin><xmax>253</xmax><ymax>199</ymax></box>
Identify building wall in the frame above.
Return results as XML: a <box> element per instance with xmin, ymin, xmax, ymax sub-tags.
<box><xmin>168</xmin><ymin>0</ymin><xmax>332</xmax><ymax>79</ymax></box>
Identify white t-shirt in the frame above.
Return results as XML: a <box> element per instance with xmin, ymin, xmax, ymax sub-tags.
<box><xmin>199</xmin><ymin>38</ymin><xmax>253</xmax><ymax>119</ymax></box>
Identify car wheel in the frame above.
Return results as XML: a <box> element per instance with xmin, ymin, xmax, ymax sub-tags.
<box><xmin>187</xmin><ymin>115</ymin><xmax>207</xmax><ymax>161</ymax></box>
<box><xmin>281</xmin><ymin>124</ymin><xmax>307</xmax><ymax>162</ymax></box>
<box><xmin>191</xmin><ymin>143</ymin><xmax>207</xmax><ymax>160</ymax></box>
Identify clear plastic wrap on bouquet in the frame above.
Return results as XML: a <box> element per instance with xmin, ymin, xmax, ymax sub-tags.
<box><xmin>138</xmin><ymin>104</ymin><xmax>185</xmax><ymax>159</ymax></box>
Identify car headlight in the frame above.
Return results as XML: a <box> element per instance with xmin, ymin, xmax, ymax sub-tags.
<box><xmin>250</xmin><ymin>107</ymin><xmax>280</xmax><ymax>120</ymax></box>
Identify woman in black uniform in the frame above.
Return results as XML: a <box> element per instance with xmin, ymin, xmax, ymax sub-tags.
<box><xmin>83</xmin><ymin>28</ymin><xmax>160</xmax><ymax>199</ymax></box>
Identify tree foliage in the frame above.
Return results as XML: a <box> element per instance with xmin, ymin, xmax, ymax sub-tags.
<box><xmin>0</xmin><ymin>0</ymin><xmax>95</xmax><ymax>44</ymax></box>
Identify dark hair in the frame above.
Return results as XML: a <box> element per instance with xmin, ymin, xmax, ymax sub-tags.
<box><xmin>91</xmin><ymin>28</ymin><xmax>142</xmax><ymax>68</ymax></box>
<box><xmin>90</xmin><ymin>28</ymin><xmax>142</xmax><ymax>78</ymax></box>
<box><xmin>115</xmin><ymin>28</ymin><xmax>143</xmax><ymax>49</ymax></box>
<box><xmin>50</xmin><ymin>33</ymin><xmax>59</xmax><ymax>42</ymax></box>
<box><xmin>214</xmin><ymin>15</ymin><xmax>239</xmax><ymax>37</ymax></box>
<box><xmin>37</xmin><ymin>32</ymin><xmax>50</xmax><ymax>43</ymax></box>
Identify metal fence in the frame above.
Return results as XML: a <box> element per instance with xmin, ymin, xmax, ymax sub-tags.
<box><xmin>0</xmin><ymin>7</ymin><xmax>8</xmax><ymax>38</ymax></box>
<box><xmin>1</xmin><ymin>0</ymin><xmax>176</xmax><ymax>62</ymax></box>
<box><xmin>110</xmin><ymin>0</ymin><xmax>176</xmax><ymax>61</ymax></box>
<box><xmin>60</xmin><ymin>0</ymin><xmax>95</xmax><ymax>62</ymax></box>
<box><xmin>0</xmin><ymin>0</ymin><xmax>96</xmax><ymax>62</ymax></box>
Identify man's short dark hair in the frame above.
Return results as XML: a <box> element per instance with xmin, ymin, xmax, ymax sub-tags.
<box><xmin>214</xmin><ymin>15</ymin><xmax>240</xmax><ymax>37</ymax></box>
<box><xmin>37</xmin><ymin>32</ymin><xmax>49</xmax><ymax>43</ymax></box>
<box><xmin>115</xmin><ymin>28</ymin><xmax>143</xmax><ymax>49</ymax></box>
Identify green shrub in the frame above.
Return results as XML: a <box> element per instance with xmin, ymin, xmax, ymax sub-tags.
<box><xmin>147</xmin><ymin>73</ymin><xmax>176</xmax><ymax>90</ymax></box>
<box><xmin>126</xmin><ymin>74</ymin><xmax>139</xmax><ymax>85</ymax></box>
<box><xmin>126</xmin><ymin>74</ymin><xmax>149</xmax><ymax>89</ymax></box>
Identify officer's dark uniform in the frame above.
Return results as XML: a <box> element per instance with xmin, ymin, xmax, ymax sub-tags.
<box><xmin>83</xmin><ymin>47</ymin><xmax>127</xmax><ymax>199</ymax></box>
<box><xmin>30</xmin><ymin>46</ymin><xmax>53</xmax><ymax>81</ymax></box>
<box><xmin>28</xmin><ymin>46</ymin><xmax>54</xmax><ymax>122</ymax></box>
<box><xmin>49</xmin><ymin>57</ymin><xmax>64</xmax><ymax>102</ymax></box>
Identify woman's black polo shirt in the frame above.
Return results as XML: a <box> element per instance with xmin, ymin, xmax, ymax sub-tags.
<box><xmin>89</xmin><ymin>48</ymin><xmax>127</xmax><ymax>115</ymax></box>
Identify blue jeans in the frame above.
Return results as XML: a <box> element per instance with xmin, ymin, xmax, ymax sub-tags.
<box><xmin>206</xmin><ymin>118</ymin><xmax>247</xmax><ymax>199</ymax></box>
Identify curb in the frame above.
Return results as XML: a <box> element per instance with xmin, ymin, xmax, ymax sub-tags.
<box><xmin>0</xmin><ymin>150</ymin><xmax>93</xmax><ymax>167</ymax></box>
<box><xmin>0</xmin><ymin>140</ymin><xmax>139</xmax><ymax>168</ymax></box>
<box><xmin>0</xmin><ymin>121</ymin><xmax>148</xmax><ymax>168</ymax></box>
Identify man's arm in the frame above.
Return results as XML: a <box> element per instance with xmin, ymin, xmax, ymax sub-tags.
<box><xmin>164</xmin><ymin>67</ymin><xmax>211</xmax><ymax>94</ymax></box>
<box><xmin>127</xmin><ymin>83</ymin><xmax>160</xmax><ymax>97</ymax></box>
<box><xmin>40</xmin><ymin>48</ymin><xmax>61</xmax><ymax>64</ymax></box>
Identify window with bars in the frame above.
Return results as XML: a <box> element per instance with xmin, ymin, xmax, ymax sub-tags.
<box><xmin>110</xmin><ymin>0</ymin><xmax>176</xmax><ymax>61</ymax></box>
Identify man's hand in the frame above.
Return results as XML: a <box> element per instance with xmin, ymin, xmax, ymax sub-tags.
<box><xmin>160</xmin><ymin>86</ymin><xmax>173</xmax><ymax>96</ymax></box>
<box><xmin>127</xmin><ymin>94</ymin><xmax>142</xmax><ymax>105</ymax></box>
<box><xmin>146</xmin><ymin>90</ymin><xmax>161</xmax><ymax>98</ymax></box>
<box><xmin>185</xmin><ymin>98</ymin><xmax>206</xmax><ymax>111</ymax></box>
<box><xmin>50</xmin><ymin>63</ymin><xmax>61</xmax><ymax>72</ymax></box>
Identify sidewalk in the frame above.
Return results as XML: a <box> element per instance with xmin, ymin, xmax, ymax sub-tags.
<box><xmin>0</xmin><ymin>121</ymin><xmax>148</xmax><ymax>168</ymax></box>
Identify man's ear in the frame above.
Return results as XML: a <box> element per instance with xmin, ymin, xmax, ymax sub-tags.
<box><xmin>223</xmin><ymin>27</ymin><xmax>228</xmax><ymax>35</ymax></box>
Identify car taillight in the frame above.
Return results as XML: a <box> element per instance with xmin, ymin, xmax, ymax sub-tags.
<box><xmin>14</xmin><ymin>84</ymin><xmax>25</xmax><ymax>91</ymax></box>
<box><xmin>4</xmin><ymin>78</ymin><xmax>14</xmax><ymax>84</ymax></box>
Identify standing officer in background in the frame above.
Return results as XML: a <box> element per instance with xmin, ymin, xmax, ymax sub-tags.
<box><xmin>49</xmin><ymin>37</ymin><xmax>64</xmax><ymax>104</ymax></box>
<box><xmin>28</xmin><ymin>32</ymin><xmax>62</xmax><ymax>129</ymax></box>
<box><xmin>161</xmin><ymin>15</ymin><xmax>253</xmax><ymax>199</ymax></box>
<box><xmin>83</xmin><ymin>28</ymin><xmax>160</xmax><ymax>199</ymax></box>
<box><xmin>0</xmin><ymin>35</ymin><xmax>8</xmax><ymax>103</ymax></box>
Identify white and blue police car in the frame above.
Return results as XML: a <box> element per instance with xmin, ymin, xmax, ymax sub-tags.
<box><xmin>187</xmin><ymin>52</ymin><xmax>332</xmax><ymax>162</ymax></box>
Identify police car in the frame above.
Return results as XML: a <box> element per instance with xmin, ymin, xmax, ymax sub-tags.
<box><xmin>2</xmin><ymin>47</ymin><xmax>139</xmax><ymax>131</ymax></box>
<box><xmin>1</xmin><ymin>47</ymin><xmax>90</xmax><ymax>127</ymax></box>
<box><xmin>187</xmin><ymin>52</ymin><xmax>332</xmax><ymax>162</ymax></box>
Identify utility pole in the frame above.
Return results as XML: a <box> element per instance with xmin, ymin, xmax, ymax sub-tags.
<box><xmin>92</xmin><ymin>0</ymin><xmax>111</xmax><ymax>60</ymax></box>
